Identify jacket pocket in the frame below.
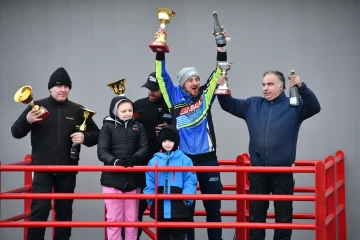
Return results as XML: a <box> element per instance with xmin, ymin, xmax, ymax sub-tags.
<box><xmin>272</xmin><ymin>140</ymin><xmax>293</xmax><ymax>166</ymax></box>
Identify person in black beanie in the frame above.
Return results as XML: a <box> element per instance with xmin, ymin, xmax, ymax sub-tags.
<box><xmin>11</xmin><ymin>67</ymin><xmax>100</xmax><ymax>240</ymax></box>
<box><xmin>144</xmin><ymin>125</ymin><xmax>197</xmax><ymax>240</ymax></box>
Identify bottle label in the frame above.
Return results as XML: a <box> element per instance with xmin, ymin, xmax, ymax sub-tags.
<box><xmin>290</xmin><ymin>97</ymin><xmax>298</xmax><ymax>105</ymax></box>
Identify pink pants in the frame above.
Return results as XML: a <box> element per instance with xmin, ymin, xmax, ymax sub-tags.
<box><xmin>103</xmin><ymin>186</ymin><xmax>141</xmax><ymax>240</ymax></box>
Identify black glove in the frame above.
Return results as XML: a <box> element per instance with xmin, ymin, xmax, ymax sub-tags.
<box><xmin>123</xmin><ymin>157</ymin><xmax>134</xmax><ymax>168</ymax></box>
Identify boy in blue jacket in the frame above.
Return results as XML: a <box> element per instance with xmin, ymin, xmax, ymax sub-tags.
<box><xmin>144</xmin><ymin>125</ymin><xmax>197</xmax><ymax>240</ymax></box>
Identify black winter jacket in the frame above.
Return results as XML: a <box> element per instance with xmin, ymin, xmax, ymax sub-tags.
<box><xmin>11</xmin><ymin>96</ymin><xmax>100</xmax><ymax>171</ymax></box>
<box><xmin>97</xmin><ymin>96</ymin><xmax>151</xmax><ymax>192</ymax></box>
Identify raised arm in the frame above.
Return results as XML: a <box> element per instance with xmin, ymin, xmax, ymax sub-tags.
<box><xmin>155</xmin><ymin>52</ymin><xmax>178</xmax><ymax>109</ymax></box>
<box><xmin>297</xmin><ymin>82</ymin><xmax>321</xmax><ymax>120</ymax></box>
<box><xmin>203</xmin><ymin>27</ymin><xmax>230</xmax><ymax>106</ymax></box>
<box><xmin>217</xmin><ymin>95</ymin><xmax>251</xmax><ymax>120</ymax></box>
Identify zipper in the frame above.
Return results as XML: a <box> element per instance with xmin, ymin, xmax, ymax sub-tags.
<box><xmin>124</xmin><ymin>121</ymin><xmax>128</xmax><ymax>155</ymax></box>
<box><xmin>165</xmin><ymin>154</ymin><xmax>170</xmax><ymax>194</ymax></box>
<box><xmin>56</xmin><ymin>107</ymin><xmax>60</xmax><ymax>165</ymax></box>
<box><xmin>264</xmin><ymin>102</ymin><xmax>273</xmax><ymax>166</ymax></box>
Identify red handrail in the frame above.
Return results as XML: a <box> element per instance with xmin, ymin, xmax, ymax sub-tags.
<box><xmin>0</xmin><ymin>150</ymin><xmax>347</xmax><ymax>240</ymax></box>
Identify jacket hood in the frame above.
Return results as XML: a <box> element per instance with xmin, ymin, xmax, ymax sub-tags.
<box><xmin>158</xmin><ymin>125</ymin><xmax>180</xmax><ymax>152</ymax></box>
<box><xmin>103</xmin><ymin>96</ymin><xmax>134</xmax><ymax>126</ymax></box>
<box><xmin>108</xmin><ymin>96</ymin><xmax>134</xmax><ymax>119</ymax></box>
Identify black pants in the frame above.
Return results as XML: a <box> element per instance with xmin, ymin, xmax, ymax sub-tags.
<box><xmin>248</xmin><ymin>172</ymin><xmax>294</xmax><ymax>240</ymax></box>
<box><xmin>121</xmin><ymin>188</ymin><xmax>148</xmax><ymax>240</ymax></box>
<box><xmin>185</xmin><ymin>159</ymin><xmax>223</xmax><ymax>240</ymax></box>
<box><xmin>158</xmin><ymin>218</ymin><xmax>187</xmax><ymax>240</ymax></box>
<box><xmin>27</xmin><ymin>172</ymin><xmax>77</xmax><ymax>240</ymax></box>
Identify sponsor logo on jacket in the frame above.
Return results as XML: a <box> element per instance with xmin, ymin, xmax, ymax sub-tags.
<box><xmin>180</xmin><ymin>96</ymin><xmax>203</xmax><ymax>116</ymax></box>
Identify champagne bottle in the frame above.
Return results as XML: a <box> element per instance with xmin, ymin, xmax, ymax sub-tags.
<box><xmin>158</xmin><ymin>108</ymin><xmax>164</xmax><ymax>124</ymax></box>
<box><xmin>289</xmin><ymin>70</ymin><xmax>300</xmax><ymax>107</ymax></box>
<box><xmin>213</xmin><ymin>11</ymin><xmax>226</xmax><ymax>47</ymax></box>
<box><xmin>70</xmin><ymin>126</ymin><xmax>81</xmax><ymax>161</ymax></box>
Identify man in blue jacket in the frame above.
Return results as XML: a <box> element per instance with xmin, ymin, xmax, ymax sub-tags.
<box><xmin>217</xmin><ymin>71</ymin><xmax>321</xmax><ymax>240</ymax></box>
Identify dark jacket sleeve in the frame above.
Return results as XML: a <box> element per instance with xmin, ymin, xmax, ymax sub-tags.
<box><xmin>297</xmin><ymin>82</ymin><xmax>321</xmax><ymax>121</ymax></box>
<box><xmin>83</xmin><ymin>118</ymin><xmax>100</xmax><ymax>147</ymax></box>
<box><xmin>11</xmin><ymin>105</ymin><xmax>33</xmax><ymax>139</ymax></box>
<box><xmin>217</xmin><ymin>95</ymin><xmax>251</xmax><ymax>120</ymax></box>
<box><xmin>132</xmin><ymin>123</ymin><xmax>151</xmax><ymax>165</ymax></box>
<box><xmin>97</xmin><ymin>123</ymin><xmax>118</xmax><ymax>165</ymax></box>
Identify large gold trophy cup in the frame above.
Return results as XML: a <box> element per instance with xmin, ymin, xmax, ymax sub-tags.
<box><xmin>149</xmin><ymin>8</ymin><xmax>176</xmax><ymax>53</ymax></box>
<box><xmin>70</xmin><ymin>107</ymin><xmax>96</xmax><ymax>161</ymax></box>
<box><xmin>14</xmin><ymin>85</ymin><xmax>50</xmax><ymax>122</ymax></box>
<box><xmin>79</xmin><ymin>108</ymin><xmax>96</xmax><ymax>131</ymax></box>
<box><xmin>107</xmin><ymin>78</ymin><xmax>126</xmax><ymax>96</ymax></box>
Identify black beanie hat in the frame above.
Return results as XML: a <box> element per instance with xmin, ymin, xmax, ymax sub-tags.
<box><xmin>160</xmin><ymin>128</ymin><xmax>176</xmax><ymax>143</ymax></box>
<box><xmin>48</xmin><ymin>67</ymin><xmax>72</xmax><ymax>90</ymax></box>
<box><xmin>159</xmin><ymin>127</ymin><xmax>179</xmax><ymax>152</ymax></box>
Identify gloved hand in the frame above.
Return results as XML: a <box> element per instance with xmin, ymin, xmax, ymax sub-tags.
<box><xmin>123</xmin><ymin>157</ymin><xmax>134</xmax><ymax>168</ymax></box>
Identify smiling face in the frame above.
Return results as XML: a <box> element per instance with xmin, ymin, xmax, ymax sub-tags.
<box><xmin>117</xmin><ymin>101</ymin><xmax>133</xmax><ymax>119</ymax></box>
<box><xmin>183</xmin><ymin>76</ymin><xmax>200</xmax><ymax>97</ymax></box>
<box><xmin>262</xmin><ymin>72</ymin><xmax>284</xmax><ymax>101</ymax></box>
<box><xmin>50</xmin><ymin>85</ymin><xmax>70</xmax><ymax>102</ymax></box>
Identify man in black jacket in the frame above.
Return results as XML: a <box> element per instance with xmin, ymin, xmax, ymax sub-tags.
<box><xmin>121</xmin><ymin>71</ymin><xmax>170</xmax><ymax>240</ymax></box>
<box><xmin>11</xmin><ymin>67</ymin><xmax>100</xmax><ymax>240</ymax></box>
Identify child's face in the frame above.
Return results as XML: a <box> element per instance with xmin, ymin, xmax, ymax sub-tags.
<box><xmin>162</xmin><ymin>140</ymin><xmax>175</xmax><ymax>152</ymax></box>
<box><xmin>117</xmin><ymin>102</ymin><xmax>133</xmax><ymax>119</ymax></box>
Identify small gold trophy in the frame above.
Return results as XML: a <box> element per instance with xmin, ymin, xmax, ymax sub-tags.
<box><xmin>79</xmin><ymin>108</ymin><xmax>96</xmax><ymax>131</ymax></box>
<box><xmin>14</xmin><ymin>85</ymin><xmax>50</xmax><ymax>122</ymax></box>
<box><xmin>149</xmin><ymin>8</ymin><xmax>176</xmax><ymax>53</ymax></box>
<box><xmin>70</xmin><ymin>107</ymin><xmax>96</xmax><ymax>161</ymax></box>
<box><xmin>214</xmin><ymin>62</ymin><xmax>233</xmax><ymax>95</ymax></box>
<box><xmin>107</xmin><ymin>78</ymin><xmax>126</xmax><ymax>96</ymax></box>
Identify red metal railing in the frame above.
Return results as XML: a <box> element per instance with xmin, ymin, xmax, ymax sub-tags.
<box><xmin>0</xmin><ymin>150</ymin><xmax>346</xmax><ymax>240</ymax></box>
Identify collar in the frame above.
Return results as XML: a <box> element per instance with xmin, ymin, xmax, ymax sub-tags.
<box><xmin>48</xmin><ymin>95</ymin><xmax>68</xmax><ymax>106</ymax></box>
<box><xmin>266</xmin><ymin>91</ymin><xmax>287</xmax><ymax>104</ymax></box>
<box><xmin>180</xmin><ymin>88</ymin><xmax>199</xmax><ymax>103</ymax></box>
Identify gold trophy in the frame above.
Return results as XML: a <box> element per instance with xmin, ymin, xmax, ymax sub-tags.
<box><xmin>149</xmin><ymin>8</ymin><xmax>176</xmax><ymax>53</ymax></box>
<box><xmin>214</xmin><ymin>62</ymin><xmax>232</xmax><ymax>95</ymax></box>
<box><xmin>14</xmin><ymin>85</ymin><xmax>50</xmax><ymax>122</ymax></box>
<box><xmin>107</xmin><ymin>78</ymin><xmax>126</xmax><ymax>96</ymax></box>
<box><xmin>70</xmin><ymin>107</ymin><xmax>96</xmax><ymax>161</ymax></box>
<box><xmin>79</xmin><ymin>108</ymin><xmax>96</xmax><ymax>131</ymax></box>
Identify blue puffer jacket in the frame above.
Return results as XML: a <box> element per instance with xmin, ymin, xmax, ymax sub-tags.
<box><xmin>217</xmin><ymin>83</ymin><xmax>321</xmax><ymax>166</ymax></box>
<box><xmin>144</xmin><ymin>143</ymin><xmax>197</xmax><ymax>219</ymax></box>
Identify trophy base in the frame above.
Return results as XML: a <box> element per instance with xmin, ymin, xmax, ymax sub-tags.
<box><xmin>214</xmin><ymin>88</ymin><xmax>231</xmax><ymax>95</ymax></box>
<box><xmin>37</xmin><ymin>108</ymin><xmax>51</xmax><ymax>123</ymax></box>
<box><xmin>149</xmin><ymin>41</ymin><xmax>169</xmax><ymax>53</ymax></box>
